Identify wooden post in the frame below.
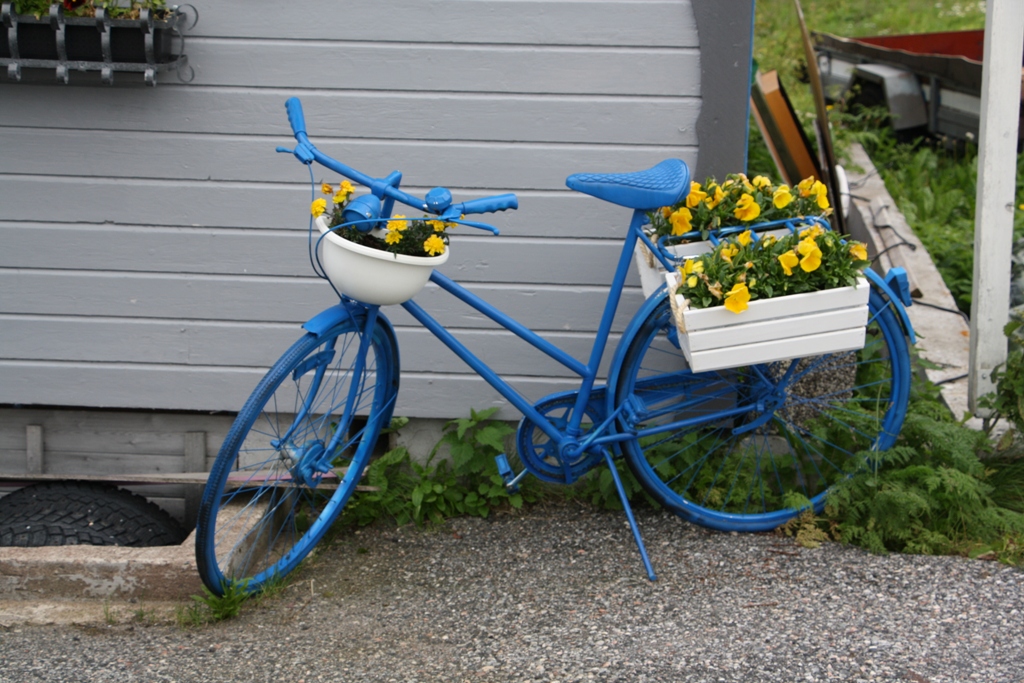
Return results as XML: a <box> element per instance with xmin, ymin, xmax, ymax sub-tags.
<box><xmin>26</xmin><ymin>425</ymin><xmax>43</xmax><ymax>474</ymax></box>
<box><xmin>969</xmin><ymin>0</ymin><xmax>1024</xmax><ymax>414</ymax></box>
<box><xmin>183</xmin><ymin>431</ymin><xmax>207</xmax><ymax>532</ymax></box>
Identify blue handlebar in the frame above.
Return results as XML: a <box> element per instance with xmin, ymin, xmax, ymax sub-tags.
<box><xmin>444</xmin><ymin>194</ymin><xmax>518</xmax><ymax>218</ymax></box>
<box><xmin>285</xmin><ymin>97</ymin><xmax>307</xmax><ymax>137</ymax></box>
<box><xmin>281</xmin><ymin>97</ymin><xmax>517</xmax><ymax>228</ymax></box>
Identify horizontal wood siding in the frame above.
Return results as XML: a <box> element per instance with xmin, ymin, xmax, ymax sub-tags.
<box><xmin>0</xmin><ymin>0</ymin><xmax>702</xmax><ymax>422</ymax></box>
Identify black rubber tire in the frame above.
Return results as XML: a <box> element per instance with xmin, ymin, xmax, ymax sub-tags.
<box><xmin>0</xmin><ymin>522</ymin><xmax>121</xmax><ymax>547</ymax></box>
<box><xmin>0</xmin><ymin>482</ymin><xmax>186</xmax><ymax>547</ymax></box>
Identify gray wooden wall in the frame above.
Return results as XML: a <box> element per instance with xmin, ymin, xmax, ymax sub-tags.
<box><xmin>0</xmin><ymin>1</ymin><xmax>753</xmax><ymax>425</ymax></box>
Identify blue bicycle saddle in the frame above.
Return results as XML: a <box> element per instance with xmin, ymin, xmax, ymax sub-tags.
<box><xmin>565</xmin><ymin>159</ymin><xmax>690</xmax><ymax>210</ymax></box>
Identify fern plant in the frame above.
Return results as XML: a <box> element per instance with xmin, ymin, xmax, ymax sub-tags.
<box><xmin>825</xmin><ymin>414</ymin><xmax>1024</xmax><ymax>557</ymax></box>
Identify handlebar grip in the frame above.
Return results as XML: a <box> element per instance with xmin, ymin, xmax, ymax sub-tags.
<box><xmin>285</xmin><ymin>97</ymin><xmax>307</xmax><ymax>137</ymax></box>
<box><xmin>456</xmin><ymin>193</ymin><xmax>518</xmax><ymax>215</ymax></box>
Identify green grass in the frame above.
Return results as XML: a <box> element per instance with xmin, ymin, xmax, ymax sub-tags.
<box><xmin>749</xmin><ymin>0</ymin><xmax>1024</xmax><ymax>315</ymax></box>
<box><xmin>752</xmin><ymin>0</ymin><xmax>988</xmax><ymax>115</ymax></box>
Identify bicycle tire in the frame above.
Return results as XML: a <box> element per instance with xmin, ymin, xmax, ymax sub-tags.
<box><xmin>195</xmin><ymin>317</ymin><xmax>399</xmax><ymax>595</ymax></box>
<box><xmin>611</xmin><ymin>286</ymin><xmax>911</xmax><ymax>532</ymax></box>
<box><xmin>0</xmin><ymin>481</ymin><xmax>186</xmax><ymax>546</ymax></box>
<box><xmin>0</xmin><ymin>522</ymin><xmax>122</xmax><ymax>547</ymax></box>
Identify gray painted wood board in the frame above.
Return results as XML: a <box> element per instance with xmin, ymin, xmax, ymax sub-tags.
<box><xmin>0</xmin><ymin>316</ymin><xmax>622</xmax><ymax>378</ymax></box>
<box><xmin>0</xmin><ymin>90</ymin><xmax>699</xmax><ymax>146</ymax></box>
<box><xmin>0</xmin><ymin>365</ymin><xmax>583</xmax><ymax>419</ymax></box>
<box><xmin>0</xmin><ymin>127</ymin><xmax>696</xmax><ymax>187</ymax></box>
<box><xmin>0</xmin><ymin>224</ymin><xmax>639</xmax><ymax>285</ymax></box>
<box><xmin>1</xmin><ymin>271</ymin><xmax>646</xmax><ymax>331</ymax></box>
<box><xmin>193</xmin><ymin>1</ymin><xmax>698</xmax><ymax>47</ymax></box>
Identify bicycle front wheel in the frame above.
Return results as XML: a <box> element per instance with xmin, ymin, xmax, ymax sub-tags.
<box><xmin>196</xmin><ymin>318</ymin><xmax>398</xmax><ymax>595</ymax></box>
<box><xmin>612</xmin><ymin>287</ymin><xmax>911</xmax><ymax>532</ymax></box>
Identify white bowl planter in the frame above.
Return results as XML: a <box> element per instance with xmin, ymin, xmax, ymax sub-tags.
<box><xmin>315</xmin><ymin>215</ymin><xmax>449</xmax><ymax>305</ymax></box>
<box><xmin>665</xmin><ymin>270</ymin><xmax>870</xmax><ymax>373</ymax></box>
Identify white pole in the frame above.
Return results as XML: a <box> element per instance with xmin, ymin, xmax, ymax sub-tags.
<box><xmin>969</xmin><ymin>0</ymin><xmax>1024</xmax><ymax>414</ymax></box>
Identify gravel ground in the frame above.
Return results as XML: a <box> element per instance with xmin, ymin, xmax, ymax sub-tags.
<box><xmin>1</xmin><ymin>501</ymin><xmax>1022</xmax><ymax>682</ymax></box>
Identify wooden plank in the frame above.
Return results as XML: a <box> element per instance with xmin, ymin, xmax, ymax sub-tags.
<box><xmin>183</xmin><ymin>431</ymin><xmax>207</xmax><ymax>531</ymax></box>
<box><xmin>0</xmin><ymin>272</ymin><xmax>646</xmax><ymax>332</ymax></box>
<box><xmin>0</xmin><ymin>225</ymin><xmax>639</xmax><ymax>286</ymax></box>
<box><xmin>0</xmin><ymin>128</ymin><xmax>695</xmax><ymax>184</ymax></box>
<box><xmin>0</xmin><ymin>89</ymin><xmax>699</xmax><ymax>146</ymax></box>
<box><xmin>192</xmin><ymin>1</ymin><xmax>698</xmax><ymax>47</ymax></box>
<box><xmin>749</xmin><ymin>70</ymin><xmax>821</xmax><ymax>185</ymax></box>
<box><xmin>0</xmin><ymin>317</ymin><xmax>621</xmax><ymax>378</ymax></box>
<box><xmin>969</xmin><ymin>0</ymin><xmax>1024</xmax><ymax>413</ymax></box>
<box><xmin>0</xmin><ymin>364</ymin><xmax>589</xmax><ymax>418</ymax></box>
<box><xmin>25</xmin><ymin>425</ymin><xmax>43</xmax><ymax>474</ymax></box>
<box><xmin>0</xmin><ymin>181</ymin><xmax>661</xmax><ymax>240</ymax></box>
<box><xmin>0</xmin><ymin>471</ymin><xmax>376</xmax><ymax>492</ymax></box>
<box><xmin>184</xmin><ymin>41</ymin><xmax>699</xmax><ymax>96</ymax></box>
<box><xmin>26</xmin><ymin>451</ymin><xmax>185</xmax><ymax>476</ymax></box>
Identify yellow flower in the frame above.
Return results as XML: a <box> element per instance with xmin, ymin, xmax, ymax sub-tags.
<box><xmin>720</xmin><ymin>244</ymin><xmax>739</xmax><ymax>263</ymax></box>
<box><xmin>797</xmin><ymin>237</ymin><xmax>818</xmax><ymax>256</ymax></box>
<box><xmin>386</xmin><ymin>215</ymin><xmax>408</xmax><ymax>232</ymax></box>
<box><xmin>798</xmin><ymin>239</ymin><xmax>822</xmax><ymax>272</ymax></box>
<box><xmin>669</xmin><ymin>207</ymin><xmax>693</xmax><ymax>236</ymax></box>
<box><xmin>849</xmin><ymin>242</ymin><xmax>868</xmax><ymax>261</ymax></box>
<box><xmin>1019</xmin><ymin>204</ymin><xmax>1024</xmax><ymax>211</ymax></box>
<box><xmin>661</xmin><ymin>206</ymin><xmax>673</xmax><ymax>218</ymax></box>
<box><xmin>737</xmin><ymin>230</ymin><xmax>753</xmax><ymax>247</ymax></box>
<box><xmin>738</xmin><ymin>174</ymin><xmax>755</xmax><ymax>193</ymax></box>
<box><xmin>310</xmin><ymin>198</ymin><xmax>327</xmax><ymax>217</ymax></box>
<box><xmin>333</xmin><ymin>180</ymin><xmax>355</xmax><ymax>205</ymax></box>
<box><xmin>733</xmin><ymin>194</ymin><xmax>761</xmax><ymax>222</ymax></box>
<box><xmin>385</xmin><ymin>230</ymin><xmax>404</xmax><ymax>245</ymax></box>
<box><xmin>426</xmin><ymin>219</ymin><xmax>447</xmax><ymax>232</ymax></box>
<box><xmin>797</xmin><ymin>176</ymin><xmax>816</xmax><ymax>198</ymax></box>
<box><xmin>760</xmin><ymin>234</ymin><xmax>776</xmax><ymax>248</ymax></box>
<box><xmin>724</xmin><ymin>282</ymin><xmax>750</xmax><ymax>314</ymax></box>
<box><xmin>778</xmin><ymin>250</ymin><xmax>799</xmax><ymax>276</ymax></box>
<box><xmin>686</xmin><ymin>182</ymin><xmax>707</xmax><ymax>209</ymax></box>
<box><xmin>811</xmin><ymin>180</ymin><xmax>830</xmax><ymax>210</ymax></box>
<box><xmin>321</xmin><ymin>183</ymin><xmax>334</xmax><ymax>196</ymax></box>
<box><xmin>752</xmin><ymin>175</ymin><xmax>772</xmax><ymax>190</ymax></box>
<box><xmin>683</xmin><ymin>259</ymin><xmax>704</xmax><ymax>275</ymax></box>
<box><xmin>799</xmin><ymin>224</ymin><xmax>825</xmax><ymax>240</ymax></box>
<box><xmin>687</xmin><ymin>275</ymin><xmax>698</xmax><ymax>288</ymax></box>
<box><xmin>773</xmin><ymin>185</ymin><xmax>794</xmax><ymax>209</ymax></box>
<box><xmin>705</xmin><ymin>184</ymin><xmax>725</xmax><ymax>209</ymax></box>
<box><xmin>423</xmin><ymin>234</ymin><xmax>446</xmax><ymax>256</ymax></box>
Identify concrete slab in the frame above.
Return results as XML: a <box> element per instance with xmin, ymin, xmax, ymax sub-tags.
<box><xmin>0</xmin><ymin>530</ymin><xmax>201</xmax><ymax>604</ymax></box>
<box><xmin>845</xmin><ymin>143</ymin><xmax>984</xmax><ymax>427</ymax></box>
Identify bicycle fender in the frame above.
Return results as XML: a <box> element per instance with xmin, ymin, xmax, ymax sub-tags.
<box><xmin>864</xmin><ymin>268</ymin><xmax>916</xmax><ymax>345</ymax></box>
<box><xmin>302</xmin><ymin>301</ymin><xmax>376</xmax><ymax>338</ymax></box>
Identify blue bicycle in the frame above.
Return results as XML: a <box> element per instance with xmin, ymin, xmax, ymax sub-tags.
<box><xmin>195</xmin><ymin>98</ymin><xmax>914</xmax><ymax>595</ymax></box>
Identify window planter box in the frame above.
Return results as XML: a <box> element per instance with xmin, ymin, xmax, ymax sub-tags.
<box><xmin>664</xmin><ymin>270</ymin><xmax>870</xmax><ymax>373</ymax></box>
<box><xmin>1</xmin><ymin>3</ymin><xmax>190</xmax><ymax>85</ymax></box>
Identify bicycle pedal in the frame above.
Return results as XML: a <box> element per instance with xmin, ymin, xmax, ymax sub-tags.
<box><xmin>494</xmin><ymin>454</ymin><xmax>521</xmax><ymax>493</ymax></box>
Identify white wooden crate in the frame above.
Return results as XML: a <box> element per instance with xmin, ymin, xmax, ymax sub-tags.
<box><xmin>664</xmin><ymin>271</ymin><xmax>870</xmax><ymax>373</ymax></box>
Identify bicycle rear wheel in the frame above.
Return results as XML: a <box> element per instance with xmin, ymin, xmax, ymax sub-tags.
<box><xmin>196</xmin><ymin>317</ymin><xmax>398</xmax><ymax>595</ymax></box>
<box><xmin>611</xmin><ymin>287</ymin><xmax>910</xmax><ymax>531</ymax></box>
